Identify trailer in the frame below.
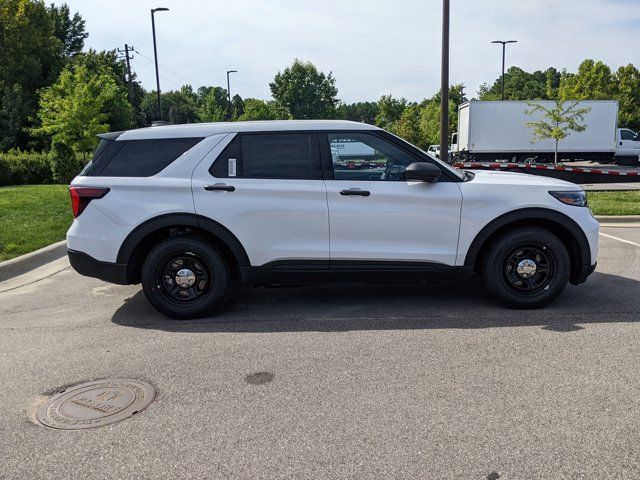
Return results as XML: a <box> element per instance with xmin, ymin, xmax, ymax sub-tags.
<box><xmin>451</xmin><ymin>100</ymin><xmax>639</xmax><ymax>165</ymax></box>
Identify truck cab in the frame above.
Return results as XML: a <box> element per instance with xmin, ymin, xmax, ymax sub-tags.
<box><xmin>617</xmin><ymin>128</ymin><xmax>640</xmax><ymax>155</ymax></box>
<box><xmin>616</xmin><ymin>128</ymin><xmax>640</xmax><ymax>165</ymax></box>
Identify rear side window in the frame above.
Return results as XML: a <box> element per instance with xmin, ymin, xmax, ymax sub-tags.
<box><xmin>210</xmin><ymin>136</ymin><xmax>241</xmax><ymax>178</ymax></box>
<box><xmin>209</xmin><ymin>133</ymin><xmax>317</xmax><ymax>180</ymax></box>
<box><xmin>83</xmin><ymin>137</ymin><xmax>203</xmax><ymax>177</ymax></box>
<box><xmin>242</xmin><ymin>134</ymin><xmax>313</xmax><ymax>179</ymax></box>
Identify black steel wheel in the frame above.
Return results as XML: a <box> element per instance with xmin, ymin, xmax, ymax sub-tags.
<box><xmin>482</xmin><ymin>227</ymin><xmax>570</xmax><ymax>309</ymax></box>
<box><xmin>141</xmin><ymin>236</ymin><xmax>229</xmax><ymax>319</ymax></box>
<box><xmin>157</xmin><ymin>255</ymin><xmax>211</xmax><ymax>304</ymax></box>
<box><xmin>502</xmin><ymin>244</ymin><xmax>555</xmax><ymax>297</ymax></box>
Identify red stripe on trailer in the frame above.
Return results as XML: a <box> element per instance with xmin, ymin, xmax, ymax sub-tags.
<box><xmin>456</xmin><ymin>162</ymin><xmax>640</xmax><ymax>176</ymax></box>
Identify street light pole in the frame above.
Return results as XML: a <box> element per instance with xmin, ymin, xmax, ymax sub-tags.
<box><xmin>151</xmin><ymin>7</ymin><xmax>169</xmax><ymax>121</ymax></box>
<box><xmin>226</xmin><ymin>70</ymin><xmax>237</xmax><ymax>120</ymax></box>
<box><xmin>440</xmin><ymin>0</ymin><xmax>450</xmax><ymax>162</ymax></box>
<box><xmin>491</xmin><ymin>40</ymin><xmax>517</xmax><ymax>100</ymax></box>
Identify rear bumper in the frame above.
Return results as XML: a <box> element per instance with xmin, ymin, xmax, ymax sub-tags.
<box><xmin>573</xmin><ymin>262</ymin><xmax>597</xmax><ymax>285</ymax></box>
<box><xmin>67</xmin><ymin>249</ymin><xmax>129</xmax><ymax>285</ymax></box>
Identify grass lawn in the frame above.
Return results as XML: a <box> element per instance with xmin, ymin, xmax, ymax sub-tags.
<box><xmin>588</xmin><ymin>190</ymin><xmax>640</xmax><ymax>216</ymax></box>
<box><xmin>0</xmin><ymin>185</ymin><xmax>72</xmax><ymax>262</ymax></box>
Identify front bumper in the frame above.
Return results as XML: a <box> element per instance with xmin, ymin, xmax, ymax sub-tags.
<box><xmin>67</xmin><ymin>249</ymin><xmax>129</xmax><ymax>285</ymax></box>
<box><xmin>573</xmin><ymin>262</ymin><xmax>597</xmax><ymax>285</ymax></box>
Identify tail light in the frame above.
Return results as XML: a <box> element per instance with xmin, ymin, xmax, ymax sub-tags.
<box><xmin>69</xmin><ymin>186</ymin><xmax>110</xmax><ymax>218</ymax></box>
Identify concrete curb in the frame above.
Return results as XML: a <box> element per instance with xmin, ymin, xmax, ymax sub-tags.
<box><xmin>0</xmin><ymin>240</ymin><xmax>67</xmax><ymax>282</ymax></box>
<box><xmin>596</xmin><ymin>215</ymin><xmax>640</xmax><ymax>224</ymax></box>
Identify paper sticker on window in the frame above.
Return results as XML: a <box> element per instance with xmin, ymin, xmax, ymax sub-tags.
<box><xmin>228</xmin><ymin>158</ymin><xmax>237</xmax><ymax>177</ymax></box>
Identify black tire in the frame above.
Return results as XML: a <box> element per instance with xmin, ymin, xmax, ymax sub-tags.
<box><xmin>482</xmin><ymin>226</ymin><xmax>570</xmax><ymax>309</ymax></box>
<box><xmin>141</xmin><ymin>236</ymin><xmax>230</xmax><ymax>319</ymax></box>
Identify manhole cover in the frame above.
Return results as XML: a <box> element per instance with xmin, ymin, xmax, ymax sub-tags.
<box><xmin>36</xmin><ymin>379</ymin><xmax>155</xmax><ymax>430</ymax></box>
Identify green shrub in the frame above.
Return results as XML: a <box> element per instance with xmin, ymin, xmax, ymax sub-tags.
<box><xmin>0</xmin><ymin>150</ymin><xmax>54</xmax><ymax>186</ymax></box>
<box><xmin>51</xmin><ymin>141</ymin><xmax>83</xmax><ymax>184</ymax></box>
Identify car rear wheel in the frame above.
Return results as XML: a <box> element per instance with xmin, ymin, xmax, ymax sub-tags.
<box><xmin>482</xmin><ymin>226</ymin><xmax>570</xmax><ymax>309</ymax></box>
<box><xmin>141</xmin><ymin>236</ymin><xmax>229</xmax><ymax>319</ymax></box>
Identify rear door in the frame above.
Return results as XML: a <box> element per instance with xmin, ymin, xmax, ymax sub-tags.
<box><xmin>321</xmin><ymin>131</ymin><xmax>463</xmax><ymax>268</ymax></box>
<box><xmin>192</xmin><ymin>132</ymin><xmax>329</xmax><ymax>272</ymax></box>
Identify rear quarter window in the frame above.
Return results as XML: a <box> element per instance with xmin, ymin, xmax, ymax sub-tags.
<box><xmin>83</xmin><ymin>137</ymin><xmax>203</xmax><ymax>177</ymax></box>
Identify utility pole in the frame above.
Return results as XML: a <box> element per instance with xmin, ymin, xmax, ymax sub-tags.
<box><xmin>226</xmin><ymin>70</ymin><xmax>237</xmax><ymax>120</ymax></box>
<box><xmin>491</xmin><ymin>40</ymin><xmax>517</xmax><ymax>100</ymax></box>
<box><xmin>151</xmin><ymin>7</ymin><xmax>169</xmax><ymax>121</ymax></box>
<box><xmin>117</xmin><ymin>44</ymin><xmax>135</xmax><ymax>104</ymax></box>
<box><xmin>440</xmin><ymin>0</ymin><xmax>450</xmax><ymax>162</ymax></box>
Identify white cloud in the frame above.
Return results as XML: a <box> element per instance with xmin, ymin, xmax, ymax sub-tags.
<box><xmin>58</xmin><ymin>0</ymin><xmax>640</xmax><ymax>102</ymax></box>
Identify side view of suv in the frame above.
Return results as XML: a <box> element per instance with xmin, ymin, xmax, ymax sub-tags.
<box><xmin>67</xmin><ymin>120</ymin><xmax>599</xmax><ymax>319</ymax></box>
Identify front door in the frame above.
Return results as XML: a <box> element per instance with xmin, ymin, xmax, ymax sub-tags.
<box><xmin>322</xmin><ymin>131</ymin><xmax>463</xmax><ymax>270</ymax></box>
<box><xmin>618</xmin><ymin>128</ymin><xmax>640</xmax><ymax>156</ymax></box>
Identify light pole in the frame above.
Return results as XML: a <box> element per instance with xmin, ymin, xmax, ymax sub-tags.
<box><xmin>226</xmin><ymin>70</ymin><xmax>237</xmax><ymax>120</ymax></box>
<box><xmin>151</xmin><ymin>7</ymin><xmax>169</xmax><ymax>121</ymax></box>
<box><xmin>440</xmin><ymin>0</ymin><xmax>450</xmax><ymax>162</ymax></box>
<box><xmin>491</xmin><ymin>40</ymin><xmax>517</xmax><ymax>100</ymax></box>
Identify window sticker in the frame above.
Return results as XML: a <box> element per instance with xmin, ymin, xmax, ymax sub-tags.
<box><xmin>229</xmin><ymin>158</ymin><xmax>237</xmax><ymax>177</ymax></box>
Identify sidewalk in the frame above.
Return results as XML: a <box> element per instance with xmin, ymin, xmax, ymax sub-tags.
<box><xmin>581</xmin><ymin>183</ymin><xmax>640</xmax><ymax>191</ymax></box>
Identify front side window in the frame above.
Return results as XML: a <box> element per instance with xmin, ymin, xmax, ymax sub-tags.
<box><xmin>621</xmin><ymin>129</ymin><xmax>638</xmax><ymax>141</ymax></box>
<box><xmin>327</xmin><ymin>132</ymin><xmax>417</xmax><ymax>181</ymax></box>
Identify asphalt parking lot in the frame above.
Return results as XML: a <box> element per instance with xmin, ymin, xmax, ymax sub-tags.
<box><xmin>1</xmin><ymin>225</ymin><xmax>639</xmax><ymax>479</ymax></box>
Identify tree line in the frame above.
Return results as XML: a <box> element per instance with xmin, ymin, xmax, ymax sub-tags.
<box><xmin>2</xmin><ymin>0</ymin><xmax>640</xmax><ymax>174</ymax></box>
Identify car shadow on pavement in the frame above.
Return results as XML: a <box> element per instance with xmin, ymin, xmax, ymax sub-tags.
<box><xmin>111</xmin><ymin>272</ymin><xmax>640</xmax><ymax>333</ymax></box>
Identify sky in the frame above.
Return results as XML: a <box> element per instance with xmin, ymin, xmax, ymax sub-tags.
<box><xmin>56</xmin><ymin>0</ymin><xmax>640</xmax><ymax>103</ymax></box>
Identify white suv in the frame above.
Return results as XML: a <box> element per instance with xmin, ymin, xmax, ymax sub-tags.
<box><xmin>67</xmin><ymin>120</ymin><xmax>599</xmax><ymax>319</ymax></box>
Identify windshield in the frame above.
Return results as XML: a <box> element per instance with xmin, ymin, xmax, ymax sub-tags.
<box><xmin>388</xmin><ymin>132</ymin><xmax>465</xmax><ymax>180</ymax></box>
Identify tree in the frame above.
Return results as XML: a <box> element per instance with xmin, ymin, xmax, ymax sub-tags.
<box><xmin>558</xmin><ymin>59</ymin><xmax>616</xmax><ymax>101</ymax></box>
<box><xmin>479</xmin><ymin>67</ymin><xmax>555</xmax><ymax>101</ymax></box>
<box><xmin>34</xmin><ymin>63</ymin><xmax>132</xmax><ymax>159</ymax></box>
<box><xmin>47</xmin><ymin>3</ymin><xmax>87</xmax><ymax>59</ymax></box>
<box><xmin>270</xmin><ymin>59</ymin><xmax>338</xmax><ymax>119</ymax></box>
<box><xmin>0</xmin><ymin>84</ymin><xmax>31</xmax><ymax>150</ymax></box>
<box><xmin>70</xmin><ymin>50</ymin><xmax>141</xmax><ymax>130</ymax></box>
<box><xmin>526</xmin><ymin>99</ymin><xmax>591</xmax><ymax>164</ymax></box>
<box><xmin>231</xmin><ymin>94</ymin><xmax>244</xmax><ymax>119</ymax></box>
<box><xmin>614</xmin><ymin>64</ymin><xmax>640</xmax><ymax>130</ymax></box>
<box><xmin>336</xmin><ymin>101</ymin><xmax>379</xmax><ymax>125</ymax></box>
<box><xmin>393</xmin><ymin>104</ymin><xmax>422</xmax><ymax>147</ymax></box>
<box><xmin>0</xmin><ymin>0</ymin><xmax>65</xmax><ymax>149</ymax></box>
<box><xmin>382</xmin><ymin>85</ymin><xmax>465</xmax><ymax>149</ymax></box>
<box><xmin>196</xmin><ymin>86</ymin><xmax>228</xmax><ymax>122</ymax></box>
<box><xmin>375</xmin><ymin>95</ymin><xmax>407</xmax><ymax>129</ymax></box>
<box><xmin>237</xmin><ymin>98</ymin><xmax>289</xmax><ymax>121</ymax></box>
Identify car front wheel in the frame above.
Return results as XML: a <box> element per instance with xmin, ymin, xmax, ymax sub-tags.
<box><xmin>141</xmin><ymin>236</ymin><xmax>229</xmax><ymax>319</ymax></box>
<box><xmin>482</xmin><ymin>226</ymin><xmax>570</xmax><ymax>309</ymax></box>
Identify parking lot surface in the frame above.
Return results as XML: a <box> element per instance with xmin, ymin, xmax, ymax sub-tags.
<box><xmin>1</xmin><ymin>225</ymin><xmax>639</xmax><ymax>479</ymax></box>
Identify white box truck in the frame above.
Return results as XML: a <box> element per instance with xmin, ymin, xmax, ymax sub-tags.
<box><xmin>452</xmin><ymin>100</ymin><xmax>640</xmax><ymax>165</ymax></box>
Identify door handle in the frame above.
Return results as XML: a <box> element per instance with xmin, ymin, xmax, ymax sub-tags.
<box><xmin>340</xmin><ymin>188</ymin><xmax>370</xmax><ymax>197</ymax></box>
<box><xmin>204</xmin><ymin>184</ymin><xmax>235</xmax><ymax>192</ymax></box>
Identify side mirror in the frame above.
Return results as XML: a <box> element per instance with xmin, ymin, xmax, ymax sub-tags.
<box><xmin>405</xmin><ymin>162</ymin><xmax>441</xmax><ymax>183</ymax></box>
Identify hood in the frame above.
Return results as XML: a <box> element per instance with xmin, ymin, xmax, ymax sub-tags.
<box><xmin>467</xmin><ymin>169</ymin><xmax>581</xmax><ymax>189</ymax></box>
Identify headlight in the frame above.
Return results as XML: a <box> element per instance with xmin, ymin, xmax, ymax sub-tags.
<box><xmin>549</xmin><ymin>190</ymin><xmax>588</xmax><ymax>207</ymax></box>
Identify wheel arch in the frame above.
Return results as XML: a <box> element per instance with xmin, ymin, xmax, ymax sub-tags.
<box><xmin>464</xmin><ymin>208</ymin><xmax>591</xmax><ymax>285</ymax></box>
<box><xmin>117</xmin><ymin>213</ymin><xmax>250</xmax><ymax>284</ymax></box>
